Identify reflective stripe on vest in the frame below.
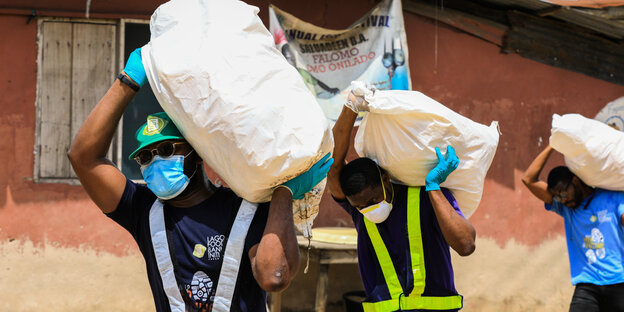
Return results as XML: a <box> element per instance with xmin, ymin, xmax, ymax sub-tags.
<box><xmin>149</xmin><ymin>198</ymin><xmax>258</xmax><ymax>312</ymax></box>
<box><xmin>362</xmin><ymin>187</ymin><xmax>463</xmax><ymax>311</ymax></box>
<box><xmin>149</xmin><ymin>199</ymin><xmax>185</xmax><ymax>312</ymax></box>
<box><xmin>212</xmin><ymin>199</ymin><xmax>258</xmax><ymax>312</ymax></box>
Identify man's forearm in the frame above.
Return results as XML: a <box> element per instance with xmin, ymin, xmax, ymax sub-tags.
<box><xmin>429</xmin><ymin>190</ymin><xmax>476</xmax><ymax>256</ymax></box>
<box><xmin>327</xmin><ymin>106</ymin><xmax>357</xmax><ymax>198</ymax></box>
<box><xmin>522</xmin><ymin>145</ymin><xmax>553</xmax><ymax>185</ymax></box>
<box><xmin>69</xmin><ymin>79</ymin><xmax>136</xmax><ymax>163</ymax></box>
<box><xmin>332</xmin><ymin>106</ymin><xmax>357</xmax><ymax>166</ymax></box>
<box><xmin>520</xmin><ymin>145</ymin><xmax>555</xmax><ymax>204</ymax></box>
<box><xmin>253</xmin><ymin>187</ymin><xmax>299</xmax><ymax>292</ymax></box>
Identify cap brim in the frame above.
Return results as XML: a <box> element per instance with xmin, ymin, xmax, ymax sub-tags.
<box><xmin>128</xmin><ymin>135</ymin><xmax>187</xmax><ymax>160</ymax></box>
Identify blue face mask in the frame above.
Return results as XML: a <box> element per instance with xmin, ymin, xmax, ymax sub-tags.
<box><xmin>141</xmin><ymin>155</ymin><xmax>191</xmax><ymax>200</ymax></box>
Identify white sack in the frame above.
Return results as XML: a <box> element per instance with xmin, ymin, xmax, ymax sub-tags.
<box><xmin>550</xmin><ymin>113</ymin><xmax>624</xmax><ymax>191</ymax></box>
<box><xmin>141</xmin><ymin>0</ymin><xmax>333</xmax><ymax>215</ymax></box>
<box><xmin>354</xmin><ymin>90</ymin><xmax>499</xmax><ymax>218</ymax></box>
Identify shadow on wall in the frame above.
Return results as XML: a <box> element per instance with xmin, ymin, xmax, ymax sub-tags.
<box><xmin>4</xmin><ymin>0</ymin><xmax>624</xmax><ymax>209</ymax></box>
<box><xmin>403</xmin><ymin>10</ymin><xmax>624</xmax><ymax>192</ymax></box>
<box><xmin>419</xmin><ymin>64</ymin><xmax>616</xmax><ymax>192</ymax></box>
<box><xmin>0</xmin><ymin>113</ymin><xmax>92</xmax><ymax>208</ymax></box>
<box><xmin>0</xmin><ymin>174</ymin><xmax>88</xmax><ymax>208</ymax></box>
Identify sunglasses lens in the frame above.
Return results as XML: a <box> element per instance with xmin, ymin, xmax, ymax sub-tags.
<box><xmin>157</xmin><ymin>142</ymin><xmax>175</xmax><ymax>157</ymax></box>
<box><xmin>136</xmin><ymin>150</ymin><xmax>153</xmax><ymax>166</ymax></box>
<box><xmin>135</xmin><ymin>142</ymin><xmax>185</xmax><ymax>165</ymax></box>
<box><xmin>554</xmin><ymin>191</ymin><xmax>568</xmax><ymax>202</ymax></box>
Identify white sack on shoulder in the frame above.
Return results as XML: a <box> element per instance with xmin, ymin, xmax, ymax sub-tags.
<box><xmin>354</xmin><ymin>89</ymin><xmax>499</xmax><ymax>218</ymax></box>
<box><xmin>550</xmin><ymin>113</ymin><xmax>624</xmax><ymax>191</ymax></box>
<box><xmin>141</xmin><ymin>0</ymin><xmax>333</xmax><ymax>206</ymax></box>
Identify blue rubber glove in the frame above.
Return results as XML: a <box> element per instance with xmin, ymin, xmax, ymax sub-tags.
<box><xmin>425</xmin><ymin>146</ymin><xmax>459</xmax><ymax>191</ymax></box>
<box><xmin>281</xmin><ymin>153</ymin><xmax>334</xmax><ymax>199</ymax></box>
<box><xmin>123</xmin><ymin>48</ymin><xmax>147</xmax><ymax>87</ymax></box>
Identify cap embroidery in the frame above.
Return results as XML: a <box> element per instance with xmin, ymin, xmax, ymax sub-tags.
<box><xmin>143</xmin><ymin>116</ymin><xmax>168</xmax><ymax>136</ymax></box>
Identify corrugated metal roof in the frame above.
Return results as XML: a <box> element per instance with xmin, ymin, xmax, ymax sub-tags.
<box><xmin>543</xmin><ymin>0</ymin><xmax>624</xmax><ymax>9</ymax></box>
<box><xmin>406</xmin><ymin>0</ymin><xmax>624</xmax><ymax>84</ymax></box>
<box><xmin>477</xmin><ymin>0</ymin><xmax>624</xmax><ymax>39</ymax></box>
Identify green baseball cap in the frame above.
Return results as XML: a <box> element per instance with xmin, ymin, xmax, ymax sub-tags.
<box><xmin>128</xmin><ymin>112</ymin><xmax>185</xmax><ymax>160</ymax></box>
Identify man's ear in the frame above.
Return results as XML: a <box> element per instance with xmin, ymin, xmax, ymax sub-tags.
<box><xmin>382</xmin><ymin>172</ymin><xmax>391</xmax><ymax>184</ymax></box>
<box><xmin>572</xmin><ymin>175</ymin><xmax>590</xmax><ymax>189</ymax></box>
<box><xmin>571</xmin><ymin>175</ymin><xmax>583</xmax><ymax>187</ymax></box>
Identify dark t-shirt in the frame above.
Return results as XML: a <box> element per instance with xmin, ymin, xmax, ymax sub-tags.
<box><xmin>106</xmin><ymin>179</ymin><xmax>269</xmax><ymax>312</ymax></box>
<box><xmin>336</xmin><ymin>185</ymin><xmax>463</xmax><ymax>310</ymax></box>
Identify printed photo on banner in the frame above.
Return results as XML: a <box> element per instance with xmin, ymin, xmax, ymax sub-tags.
<box><xmin>269</xmin><ymin>0</ymin><xmax>411</xmax><ymax>124</ymax></box>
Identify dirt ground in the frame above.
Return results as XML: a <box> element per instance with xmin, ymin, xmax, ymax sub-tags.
<box><xmin>0</xmin><ymin>236</ymin><xmax>573</xmax><ymax>311</ymax></box>
<box><xmin>0</xmin><ymin>240</ymin><xmax>154</xmax><ymax>312</ymax></box>
<box><xmin>452</xmin><ymin>237</ymin><xmax>574</xmax><ymax>312</ymax></box>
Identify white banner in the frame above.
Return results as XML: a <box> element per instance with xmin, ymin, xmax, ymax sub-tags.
<box><xmin>269</xmin><ymin>0</ymin><xmax>411</xmax><ymax>123</ymax></box>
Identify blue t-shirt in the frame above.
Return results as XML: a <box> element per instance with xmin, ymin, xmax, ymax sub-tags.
<box><xmin>336</xmin><ymin>185</ymin><xmax>463</xmax><ymax>311</ymax></box>
<box><xmin>106</xmin><ymin>179</ymin><xmax>270</xmax><ymax>312</ymax></box>
<box><xmin>545</xmin><ymin>188</ymin><xmax>624</xmax><ymax>286</ymax></box>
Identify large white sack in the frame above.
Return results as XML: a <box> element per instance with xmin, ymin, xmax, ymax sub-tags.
<box><xmin>354</xmin><ymin>90</ymin><xmax>499</xmax><ymax>218</ymax></box>
<box><xmin>550</xmin><ymin>113</ymin><xmax>624</xmax><ymax>191</ymax></box>
<box><xmin>141</xmin><ymin>0</ymin><xmax>333</xmax><ymax>209</ymax></box>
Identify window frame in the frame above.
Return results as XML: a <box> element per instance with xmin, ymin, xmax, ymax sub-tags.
<box><xmin>33</xmin><ymin>17</ymin><xmax>150</xmax><ymax>184</ymax></box>
<box><xmin>119</xmin><ymin>18</ymin><xmax>151</xmax><ymax>183</ymax></box>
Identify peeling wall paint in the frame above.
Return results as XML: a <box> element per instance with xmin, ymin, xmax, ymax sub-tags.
<box><xmin>1</xmin><ymin>1</ymin><xmax>624</xmax><ymax>311</ymax></box>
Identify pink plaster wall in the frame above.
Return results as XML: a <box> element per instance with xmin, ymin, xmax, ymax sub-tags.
<box><xmin>1</xmin><ymin>0</ymin><xmax>623</xmax><ymax>256</ymax></box>
<box><xmin>399</xmin><ymin>14</ymin><xmax>624</xmax><ymax>246</ymax></box>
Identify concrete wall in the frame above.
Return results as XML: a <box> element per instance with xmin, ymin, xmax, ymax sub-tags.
<box><xmin>1</xmin><ymin>0</ymin><xmax>623</xmax><ymax>311</ymax></box>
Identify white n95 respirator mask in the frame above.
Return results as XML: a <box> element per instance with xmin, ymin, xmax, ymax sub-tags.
<box><xmin>360</xmin><ymin>168</ymin><xmax>394</xmax><ymax>224</ymax></box>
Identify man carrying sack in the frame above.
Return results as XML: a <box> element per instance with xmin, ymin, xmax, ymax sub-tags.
<box><xmin>327</xmin><ymin>92</ymin><xmax>475</xmax><ymax>312</ymax></box>
<box><xmin>522</xmin><ymin>145</ymin><xmax>624</xmax><ymax>312</ymax></box>
<box><xmin>68</xmin><ymin>48</ymin><xmax>333</xmax><ymax>312</ymax></box>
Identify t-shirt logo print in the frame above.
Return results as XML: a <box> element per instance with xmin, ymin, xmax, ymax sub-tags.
<box><xmin>206</xmin><ymin>234</ymin><xmax>226</xmax><ymax>261</ymax></box>
<box><xmin>189</xmin><ymin>271</ymin><xmax>213</xmax><ymax>303</ymax></box>
<box><xmin>597</xmin><ymin>209</ymin><xmax>612</xmax><ymax>223</ymax></box>
<box><xmin>583</xmin><ymin>228</ymin><xmax>606</xmax><ymax>264</ymax></box>
<box><xmin>193</xmin><ymin>244</ymin><xmax>207</xmax><ymax>258</ymax></box>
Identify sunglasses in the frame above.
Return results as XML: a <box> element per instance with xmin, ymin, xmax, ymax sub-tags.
<box><xmin>134</xmin><ymin>141</ymin><xmax>189</xmax><ymax>166</ymax></box>
<box><xmin>552</xmin><ymin>181</ymin><xmax>572</xmax><ymax>202</ymax></box>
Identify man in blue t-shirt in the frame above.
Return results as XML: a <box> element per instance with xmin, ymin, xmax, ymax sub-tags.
<box><xmin>327</xmin><ymin>93</ymin><xmax>476</xmax><ymax>311</ymax></box>
<box><xmin>67</xmin><ymin>48</ymin><xmax>333</xmax><ymax>312</ymax></box>
<box><xmin>522</xmin><ymin>145</ymin><xmax>624</xmax><ymax>312</ymax></box>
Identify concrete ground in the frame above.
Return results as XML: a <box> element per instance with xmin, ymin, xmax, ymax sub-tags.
<box><xmin>0</xmin><ymin>236</ymin><xmax>573</xmax><ymax>311</ymax></box>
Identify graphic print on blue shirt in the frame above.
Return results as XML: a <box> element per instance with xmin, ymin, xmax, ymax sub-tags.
<box><xmin>336</xmin><ymin>184</ymin><xmax>463</xmax><ymax>306</ymax></box>
<box><xmin>107</xmin><ymin>178</ymin><xmax>269</xmax><ymax>312</ymax></box>
<box><xmin>545</xmin><ymin>188</ymin><xmax>624</xmax><ymax>286</ymax></box>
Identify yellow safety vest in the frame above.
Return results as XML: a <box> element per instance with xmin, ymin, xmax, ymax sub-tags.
<box><xmin>362</xmin><ymin>187</ymin><xmax>463</xmax><ymax>312</ymax></box>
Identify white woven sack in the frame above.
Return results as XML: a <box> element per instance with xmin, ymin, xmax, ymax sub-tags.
<box><xmin>550</xmin><ymin>113</ymin><xmax>624</xmax><ymax>191</ymax></box>
<box><xmin>354</xmin><ymin>90</ymin><xmax>499</xmax><ymax>218</ymax></box>
<box><xmin>141</xmin><ymin>0</ymin><xmax>333</xmax><ymax>209</ymax></box>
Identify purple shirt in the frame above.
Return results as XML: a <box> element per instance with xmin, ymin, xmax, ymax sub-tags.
<box><xmin>336</xmin><ymin>184</ymin><xmax>462</xmax><ymax>308</ymax></box>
